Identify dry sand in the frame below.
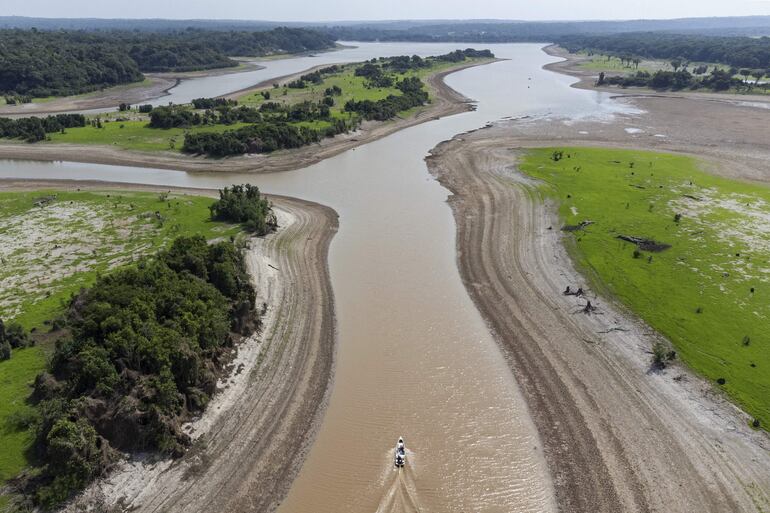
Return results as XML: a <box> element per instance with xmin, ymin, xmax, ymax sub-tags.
<box><xmin>0</xmin><ymin>180</ymin><xmax>338</xmax><ymax>513</ymax></box>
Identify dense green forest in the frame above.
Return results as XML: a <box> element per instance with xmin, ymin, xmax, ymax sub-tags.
<box><xmin>7</xmin><ymin>186</ymin><xmax>273</xmax><ymax>509</ymax></box>
<box><xmin>0</xmin><ymin>28</ymin><xmax>335</xmax><ymax>97</ymax></box>
<box><xmin>559</xmin><ymin>33</ymin><xmax>770</xmax><ymax>70</ymax></box>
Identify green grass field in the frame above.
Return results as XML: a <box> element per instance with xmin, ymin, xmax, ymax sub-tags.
<box><xmin>0</xmin><ymin>189</ymin><xmax>239</xmax><ymax>493</ymax></box>
<box><xmin>520</xmin><ymin>147</ymin><xmax>770</xmax><ymax>428</ymax></box>
<box><xmin>576</xmin><ymin>52</ymin><xmax>727</xmax><ymax>76</ymax></box>
<box><xmin>578</xmin><ymin>52</ymin><xmax>770</xmax><ymax>94</ymax></box>
<box><xmin>45</xmin><ymin>120</ymin><xmax>253</xmax><ymax>152</ymax></box>
<box><xmin>237</xmin><ymin>58</ymin><xmax>469</xmax><ymax>112</ymax></box>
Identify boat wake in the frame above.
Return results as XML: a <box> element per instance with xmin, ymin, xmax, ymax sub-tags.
<box><xmin>375</xmin><ymin>449</ymin><xmax>421</xmax><ymax>513</ymax></box>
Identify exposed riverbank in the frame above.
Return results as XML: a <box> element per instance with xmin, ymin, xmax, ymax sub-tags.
<box><xmin>0</xmin><ymin>59</ymin><xmax>497</xmax><ymax>174</ymax></box>
<box><xmin>0</xmin><ymin>180</ymin><xmax>338</xmax><ymax>513</ymax></box>
<box><xmin>426</xmin><ymin>134</ymin><xmax>770</xmax><ymax>513</ymax></box>
<box><xmin>0</xmin><ymin>62</ymin><xmax>266</xmax><ymax>117</ymax></box>
<box><xmin>420</xmin><ymin>45</ymin><xmax>770</xmax><ymax>512</ymax></box>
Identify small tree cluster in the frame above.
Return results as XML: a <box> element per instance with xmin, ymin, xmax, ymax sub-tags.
<box><xmin>209</xmin><ymin>184</ymin><xmax>277</xmax><ymax>235</ymax></box>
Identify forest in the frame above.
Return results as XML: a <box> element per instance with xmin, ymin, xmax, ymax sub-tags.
<box><xmin>9</xmin><ymin>186</ymin><xmax>274</xmax><ymax>509</ymax></box>
<box><xmin>0</xmin><ymin>28</ymin><xmax>335</xmax><ymax>97</ymax></box>
<box><xmin>558</xmin><ymin>33</ymin><xmax>770</xmax><ymax>70</ymax></box>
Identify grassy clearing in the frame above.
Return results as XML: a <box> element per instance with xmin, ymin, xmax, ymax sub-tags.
<box><xmin>520</xmin><ymin>147</ymin><xmax>770</xmax><ymax>428</ymax></box>
<box><xmin>578</xmin><ymin>52</ymin><xmax>770</xmax><ymax>94</ymax></box>
<box><xmin>576</xmin><ymin>52</ymin><xmax>726</xmax><ymax>75</ymax></box>
<box><xmin>237</xmin><ymin>58</ymin><xmax>483</xmax><ymax>112</ymax></box>
<box><xmin>45</xmin><ymin>120</ymin><xmax>252</xmax><ymax>152</ymax></box>
<box><xmin>0</xmin><ymin>190</ymin><xmax>239</xmax><ymax>330</ymax></box>
<box><xmin>0</xmin><ymin>189</ymin><xmax>239</xmax><ymax>491</ymax></box>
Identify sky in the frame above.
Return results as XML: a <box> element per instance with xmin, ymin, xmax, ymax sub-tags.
<box><xmin>5</xmin><ymin>0</ymin><xmax>770</xmax><ymax>21</ymax></box>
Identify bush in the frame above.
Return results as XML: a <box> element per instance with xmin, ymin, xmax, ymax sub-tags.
<box><xmin>0</xmin><ymin>339</ymin><xmax>10</xmax><ymax>360</ymax></box>
<box><xmin>209</xmin><ymin>184</ymin><xmax>277</xmax><ymax>235</ymax></box>
<box><xmin>5</xmin><ymin>321</ymin><xmax>30</xmax><ymax>348</ymax></box>
<box><xmin>651</xmin><ymin>342</ymin><xmax>669</xmax><ymax>369</ymax></box>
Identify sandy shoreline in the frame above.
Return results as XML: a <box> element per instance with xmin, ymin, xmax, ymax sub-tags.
<box><xmin>424</xmin><ymin>49</ymin><xmax>770</xmax><ymax>512</ymax></box>
<box><xmin>0</xmin><ymin>59</ymin><xmax>496</xmax><ymax>175</ymax></box>
<box><xmin>0</xmin><ymin>179</ymin><xmax>338</xmax><ymax>513</ymax></box>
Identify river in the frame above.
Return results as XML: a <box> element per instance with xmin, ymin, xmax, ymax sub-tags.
<box><xmin>0</xmin><ymin>43</ymin><xmax>636</xmax><ymax>512</ymax></box>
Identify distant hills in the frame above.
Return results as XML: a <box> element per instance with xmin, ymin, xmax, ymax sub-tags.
<box><xmin>1</xmin><ymin>15</ymin><xmax>770</xmax><ymax>39</ymax></box>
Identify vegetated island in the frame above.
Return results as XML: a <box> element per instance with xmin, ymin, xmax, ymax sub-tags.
<box><xmin>548</xmin><ymin>33</ymin><xmax>770</xmax><ymax>94</ymax></box>
<box><xmin>0</xmin><ymin>184</ymin><xmax>334</xmax><ymax>511</ymax></box>
<box><xmin>0</xmin><ymin>48</ymin><xmax>497</xmax><ymax>173</ymax></box>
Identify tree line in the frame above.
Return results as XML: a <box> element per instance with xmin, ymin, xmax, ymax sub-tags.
<box><xmin>0</xmin><ymin>114</ymin><xmax>86</xmax><ymax>142</ymax></box>
<box><xmin>597</xmin><ymin>68</ymin><xmax>753</xmax><ymax>92</ymax></box>
<box><xmin>0</xmin><ymin>28</ymin><xmax>335</xmax><ymax>97</ymax></box>
<box><xmin>11</xmin><ymin>186</ymin><xmax>274</xmax><ymax>509</ymax></box>
<box><xmin>559</xmin><ymin>33</ymin><xmax>770</xmax><ymax>71</ymax></box>
<box><xmin>182</xmin><ymin>120</ymin><xmax>350</xmax><ymax>157</ymax></box>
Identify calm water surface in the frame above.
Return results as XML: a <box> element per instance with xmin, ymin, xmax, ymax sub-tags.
<box><xmin>0</xmin><ymin>43</ymin><xmax>636</xmax><ymax>512</ymax></box>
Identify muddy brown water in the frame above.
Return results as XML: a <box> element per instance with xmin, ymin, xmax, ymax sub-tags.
<box><xmin>0</xmin><ymin>43</ymin><xmax>637</xmax><ymax>512</ymax></box>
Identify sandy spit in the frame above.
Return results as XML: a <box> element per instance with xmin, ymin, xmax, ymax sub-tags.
<box><xmin>0</xmin><ymin>180</ymin><xmax>338</xmax><ymax>513</ymax></box>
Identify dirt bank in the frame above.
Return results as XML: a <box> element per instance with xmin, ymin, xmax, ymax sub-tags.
<box><xmin>426</xmin><ymin>135</ymin><xmax>770</xmax><ymax>512</ymax></box>
<box><xmin>0</xmin><ymin>179</ymin><xmax>338</xmax><ymax>513</ymax></box>
<box><xmin>0</xmin><ymin>60</ymin><xmax>496</xmax><ymax>174</ymax></box>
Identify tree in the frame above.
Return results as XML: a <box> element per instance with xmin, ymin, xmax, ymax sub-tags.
<box><xmin>597</xmin><ymin>71</ymin><xmax>606</xmax><ymax>86</ymax></box>
<box><xmin>739</xmin><ymin>69</ymin><xmax>752</xmax><ymax>83</ymax></box>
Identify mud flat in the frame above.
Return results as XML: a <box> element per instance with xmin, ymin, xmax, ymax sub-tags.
<box><xmin>0</xmin><ymin>180</ymin><xmax>338</xmax><ymax>513</ymax></box>
<box><xmin>0</xmin><ymin>60</ymin><xmax>494</xmax><ymax>175</ymax></box>
<box><xmin>426</xmin><ymin>120</ymin><xmax>770</xmax><ymax>512</ymax></box>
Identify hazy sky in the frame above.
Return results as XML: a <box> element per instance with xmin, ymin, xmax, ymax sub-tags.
<box><xmin>6</xmin><ymin>0</ymin><xmax>770</xmax><ymax>21</ymax></box>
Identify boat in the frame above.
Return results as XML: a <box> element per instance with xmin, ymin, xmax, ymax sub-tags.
<box><xmin>394</xmin><ymin>437</ymin><xmax>406</xmax><ymax>468</ymax></box>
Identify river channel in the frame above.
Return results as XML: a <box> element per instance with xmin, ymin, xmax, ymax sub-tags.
<box><xmin>0</xmin><ymin>42</ymin><xmax>636</xmax><ymax>512</ymax></box>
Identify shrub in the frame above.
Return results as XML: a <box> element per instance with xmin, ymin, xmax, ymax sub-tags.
<box><xmin>209</xmin><ymin>184</ymin><xmax>277</xmax><ymax>235</ymax></box>
<box><xmin>651</xmin><ymin>342</ymin><xmax>669</xmax><ymax>369</ymax></box>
